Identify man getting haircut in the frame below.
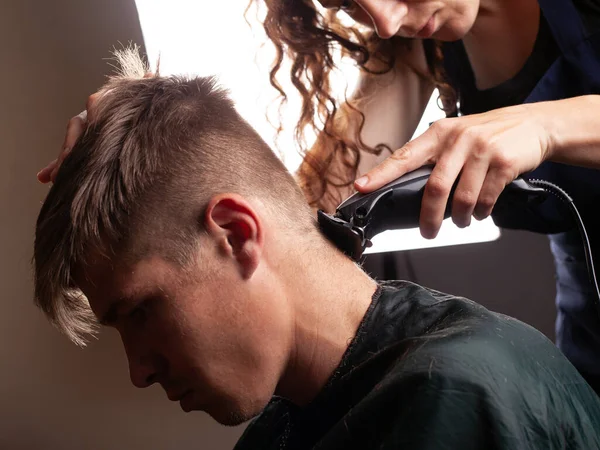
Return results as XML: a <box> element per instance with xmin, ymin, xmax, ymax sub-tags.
<box><xmin>33</xmin><ymin>49</ymin><xmax>600</xmax><ymax>449</ymax></box>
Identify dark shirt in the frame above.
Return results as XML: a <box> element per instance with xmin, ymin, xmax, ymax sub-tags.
<box><xmin>441</xmin><ymin>0</ymin><xmax>600</xmax><ymax>115</ymax></box>
<box><xmin>234</xmin><ymin>281</ymin><xmax>600</xmax><ymax>449</ymax></box>
<box><xmin>438</xmin><ymin>0</ymin><xmax>600</xmax><ymax>394</ymax></box>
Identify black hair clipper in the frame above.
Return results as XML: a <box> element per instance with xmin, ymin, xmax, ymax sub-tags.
<box><xmin>317</xmin><ymin>164</ymin><xmax>600</xmax><ymax>317</ymax></box>
<box><xmin>317</xmin><ymin>165</ymin><xmax>548</xmax><ymax>261</ymax></box>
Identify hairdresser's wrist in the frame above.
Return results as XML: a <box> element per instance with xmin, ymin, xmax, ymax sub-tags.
<box><xmin>541</xmin><ymin>95</ymin><xmax>600</xmax><ymax>169</ymax></box>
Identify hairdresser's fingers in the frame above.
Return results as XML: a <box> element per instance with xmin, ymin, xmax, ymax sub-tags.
<box><xmin>37</xmin><ymin>159</ymin><xmax>58</xmax><ymax>183</ymax></box>
<box><xmin>64</xmin><ymin>111</ymin><xmax>87</xmax><ymax>150</ymax></box>
<box><xmin>86</xmin><ymin>91</ymin><xmax>106</xmax><ymax>122</ymax></box>
<box><xmin>473</xmin><ymin>169</ymin><xmax>511</xmax><ymax>221</ymax></box>
<box><xmin>49</xmin><ymin>112</ymin><xmax>87</xmax><ymax>182</ymax></box>
<box><xmin>39</xmin><ymin>90</ymin><xmax>104</xmax><ymax>184</ymax></box>
<box><xmin>355</xmin><ymin>131</ymin><xmax>438</xmax><ymax>193</ymax></box>
<box><xmin>419</xmin><ymin>155</ymin><xmax>465</xmax><ymax>239</ymax></box>
<box><xmin>450</xmin><ymin>158</ymin><xmax>489</xmax><ymax>228</ymax></box>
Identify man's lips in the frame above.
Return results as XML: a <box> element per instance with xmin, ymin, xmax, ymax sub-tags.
<box><xmin>167</xmin><ymin>389</ymin><xmax>192</xmax><ymax>402</ymax></box>
<box><xmin>179</xmin><ymin>391</ymin><xmax>195</xmax><ymax>412</ymax></box>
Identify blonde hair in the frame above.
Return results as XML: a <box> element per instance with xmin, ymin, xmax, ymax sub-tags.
<box><xmin>33</xmin><ymin>47</ymin><xmax>314</xmax><ymax>346</ymax></box>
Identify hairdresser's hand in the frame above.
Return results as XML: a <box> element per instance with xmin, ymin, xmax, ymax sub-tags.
<box><xmin>37</xmin><ymin>92</ymin><xmax>103</xmax><ymax>184</ymax></box>
<box><xmin>36</xmin><ymin>71</ymin><xmax>157</xmax><ymax>184</ymax></box>
<box><xmin>354</xmin><ymin>103</ymin><xmax>553</xmax><ymax>238</ymax></box>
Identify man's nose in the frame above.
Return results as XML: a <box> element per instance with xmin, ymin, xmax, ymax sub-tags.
<box><xmin>122</xmin><ymin>336</ymin><xmax>161</xmax><ymax>388</ymax></box>
<box><xmin>128</xmin><ymin>353</ymin><xmax>159</xmax><ymax>388</ymax></box>
<box><xmin>358</xmin><ymin>0</ymin><xmax>408</xmax><ymax>39</ymax></box>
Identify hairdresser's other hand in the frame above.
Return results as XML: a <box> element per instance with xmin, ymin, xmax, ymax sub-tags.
<box><xmin>37</xmin><ymin>92</ymin><xmax>103</xmax><ymax>184</ymax></box>
<box><xmin>354</xmin><ymin>103</ymin><xmax>552</xmax><ymax>238</ymax></box>
<box><xmin>38</xmin><ymin>72</ymin><xmax>157</xmax><ymax>184</ymax></box>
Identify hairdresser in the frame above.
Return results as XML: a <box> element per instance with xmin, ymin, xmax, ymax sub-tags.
<box><xmin>38</xmin><ymin>0</ymin><xmax>600</xmax><ymax>394</ymax></box>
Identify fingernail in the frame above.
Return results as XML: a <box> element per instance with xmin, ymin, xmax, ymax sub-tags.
<box><xmin>355</xmin><ymin>176</ymin><xmax>368</xmax><ymax>188</ymax></box>
<box><xmin>37</xmin><ymin>166</ymin><xmax>51</xmax><ymax>177</ymax></box>
<box><xmin>421</xmin><ymin>228</ymin><xmax>437</xmax><ymax>240</ymax></box>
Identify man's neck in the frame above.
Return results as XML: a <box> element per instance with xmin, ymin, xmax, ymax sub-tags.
<box><xmin>274</xmin><ymin>244</ymin><xmax>377</xmax><ymax>406</ymax></box>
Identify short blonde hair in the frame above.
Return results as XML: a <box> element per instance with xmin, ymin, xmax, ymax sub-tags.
<box><xmin>33</xmin><ymin>47</ymin><xmax>313</xmax><ymax>346</ymax></box>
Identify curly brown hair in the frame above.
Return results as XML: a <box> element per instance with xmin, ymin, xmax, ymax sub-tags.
<box><xmin>247</xmin><ymin>0</ymin><xmax>457</xmax><ymax>212</ymax></box>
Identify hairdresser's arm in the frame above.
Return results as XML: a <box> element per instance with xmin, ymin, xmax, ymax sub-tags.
<box><xmin>354</xmin><ymin>94</ymin><xmax>600</xmax><ymax>238</ymax></box>
<box><xmin>297</xmin><ymin>42</ymin><xmax>434</xmax><ymax>213</ymax></box>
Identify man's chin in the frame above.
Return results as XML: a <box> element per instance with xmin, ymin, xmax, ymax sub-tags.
<box><xmin>206</xmin><ymin>408</ymin><xmax>258</xmax><ymax>427</ymax></box>
<box><xmin>181</xmin><ymin>404</ymin><xmax>253</xmax><ymax>426</ymax></box>
<box><xmin>216</xmin><ymin>411</ymin><xmax>256</xmax><ymax>427</ymax></box>
<box><xmin>192</xmin><ymin>391</ymin><xmax>269</xmax><ymax>426</ymax></box>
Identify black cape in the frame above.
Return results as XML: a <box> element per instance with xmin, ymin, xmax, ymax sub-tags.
<box><xmin>234</xmin><ymin>281</ymin><xmax>600</xmax><ymax>450</ymax></box>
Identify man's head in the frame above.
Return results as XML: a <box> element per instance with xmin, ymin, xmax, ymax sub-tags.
<box><xmin>33</xmin><ymin>49</ymin><xmax>326</xmax><ymax>425</ymax></box>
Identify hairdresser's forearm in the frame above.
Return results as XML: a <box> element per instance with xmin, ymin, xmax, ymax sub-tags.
<box><xmin>543</xmin><ymin>95</ymin><xmax>600</xmax><ymax>169</ymax></box>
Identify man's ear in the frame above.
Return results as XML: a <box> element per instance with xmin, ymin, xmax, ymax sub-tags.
<box><xmin>204</xmin><ymin>194</ymin><xmax>263</xmax><ymax>280</ymax></box>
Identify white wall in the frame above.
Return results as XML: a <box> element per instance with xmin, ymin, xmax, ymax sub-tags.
<box><xmin>0</xmin><ymin>1</ymin><xmax>557</xmax><ymax>449</ymax></box>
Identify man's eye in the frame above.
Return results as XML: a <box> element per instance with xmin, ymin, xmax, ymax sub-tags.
<box><xmin>128</xmin><ymin>305</ymin><xmax>147</xmax><ymax>325</ymax></box>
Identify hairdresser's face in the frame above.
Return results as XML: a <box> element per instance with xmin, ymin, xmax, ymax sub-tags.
<box><xmin>78</xmin><ymin>244</ymin><xmax>290</xmax><ymax>426</ymax></box>
<box><xmin>319</xmin><ymin>0</ymin><xmax>479</xmax><ymax>41</ymax></box>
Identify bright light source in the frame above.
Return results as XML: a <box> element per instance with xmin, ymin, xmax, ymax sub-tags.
<box><xmin>366</xmin><ymin>92</ymin><xmax>501</xmax><ymax>253</ymax></box>
<box><xmin>365</xmin><ymin>218</ymin><xmax>501</xmax><ymax>254</ymax></box>
<box><xmin>134</xmin><ymin>0</ymin><xmax>500</xmax><ymax>253</ymax></box>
